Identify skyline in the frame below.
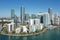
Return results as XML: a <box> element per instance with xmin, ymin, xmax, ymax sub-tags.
<box><xmin>0</xmin><ymin>0</ymin><xmax>60</xmax><ymax>17</ymax></box>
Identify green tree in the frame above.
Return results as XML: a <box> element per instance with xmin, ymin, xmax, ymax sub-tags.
<box><xmin>3</xmin><ymin>28</ymin><xmax>8</xmax><ymax>34</ymax></box>
<box><xmin>12</xmin><ymin>31</ymin><xmax>15</xmax><ymax>34</ymax></box>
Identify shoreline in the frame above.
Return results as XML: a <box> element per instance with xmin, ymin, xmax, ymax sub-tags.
<box><xmin>0</xmin><ymin>28</ymin><xmax>47</xmax><ymax>36</ymax></box>
<box><xmin>0</xmin><ymin>26</ymin><xmax>59</xmax><ymax>37</ymax></box>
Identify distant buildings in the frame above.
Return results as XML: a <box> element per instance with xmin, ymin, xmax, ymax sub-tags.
<box><xmin>0</xmin><ymin>6</ymin><xmax>60</xmax><ymax>34</ymax></box>
<box><xmin>53</xmin><ymin>13</ymin><xmax>60</xmax><ymax>25</ymax></box>
<box><xmin>31</xmin><ymin>14</ymin><xmax>37</xmax><ymax>19</ymax></box>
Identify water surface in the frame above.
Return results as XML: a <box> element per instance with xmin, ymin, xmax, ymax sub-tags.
<box><xmin>0</xmin><ymin>28</ymin><xmax>60</xmax><ymax>40</ymax></box>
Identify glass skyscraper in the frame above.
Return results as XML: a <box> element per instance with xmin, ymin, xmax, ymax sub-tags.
<box><xmin>11</xmin><ymin>9</ymin><xmax>18</xmax><ymax>26</ymax></box>
<box><xmin>20</xmin><ymin>6</ymin><xmax>25</xmax><ymax>24</ymax></box>
<box><xmin>37</xmin><ymin>12</ymin><xmax>51</xmax><ymax>26</ymax></box>
<box><xmin>25</xmin><ymin>13</ymin><xmax>30</xmax><ymax>20</ymax></box>
<box><xmin>43</xmin><ymin>13</ymin><xmax>51</xmax><ymax>26</ymax></box>
<box><xmin>48</xmin><ymin>8</ymin><xmax>53</xmax><ymax>24</ymax></box>
<box><xmin>11</xmin><ymin>9</ymin><xmax>15</xmax><ymax>18</ymax></box>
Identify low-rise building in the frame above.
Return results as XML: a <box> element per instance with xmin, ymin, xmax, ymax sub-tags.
<box><xmin>29</xmin><ymin>19</ymin><xmax>40</xmax><ymax>26</ymax></box>
<box><xmin>29</xmin><ymin>25</ymin><xmax>37</xmax><ymax>32</ymax></box>
<box><xmin>22</xmin><ymin>26</ymin><xmax>28</xmax><ymax>33</ymax></box>
<box><xmin>15</xmin><ymin>27</ymin><xmax>21</xmax><ymax>33</ymax></box>
<box><xmin>37</xmin><ymin>23</ymin><xmax>44</xmax><ymax>30</ymax></box>
<box><xmin>7</xmin><ymin>22</ymin><xmax>15</xmax><ymax>32</ymax></box>
<box><xmin>29</xmin><ymin>23</ymin><xmax>44</xmax><ymax>32</ymax></box>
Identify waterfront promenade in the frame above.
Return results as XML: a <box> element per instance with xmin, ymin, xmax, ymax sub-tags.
<box><xmin>0</xmin><ymin>28</ymin><xmax>47</xmax><ymax>36</ymax></box>
<box><xmin>0</xmin><ymin>25</ymin><xmax>60</xmax><ymax>36</ymax></box>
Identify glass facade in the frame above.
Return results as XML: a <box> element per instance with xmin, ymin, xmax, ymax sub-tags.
<box><xmin>48</xmin><ymin>8</ymin><xmax>52</xmax><ymax>24</ymax></box>
<box><xmin>11</xmin><ymin>9</ymin><xmax>15</xmax><ymax>18</ymax></box>
<box><xmin>11</xmin><ymin>9</ymin><xmax>18</xmax><ymax>27</ymax></box>
<box><xmin>25</xmin><ymin>14</ymin><xmax>30</xmax><ymax>20</ymax></box>
<box><xmin>21</xmin><ymin>6</ymin><xmax>25</xmax><ymax>24</ymax></box>
<box><xmin>40</xmin><ymin>16</ymin><xmax>43</xmax><ymax>23</ymax></box>
<box><xmin>43</xmin><ymin>14</ymin><xmax>50</xmax><ymax>26</ymax></box>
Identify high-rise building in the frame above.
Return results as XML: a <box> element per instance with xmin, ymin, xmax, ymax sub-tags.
<box><xmin>11</xmin><ymin>9</ymin><xmax>15</xmax><ymax>18</ymax></box>
<box><xmin>54</xmin><ymin>14</ymin><xmax>60</xmax><ymax>25</ymax></box>
<box><xmin>40</xmin><ymin>16</ymin><xmax>43</xmax><ymax>23</ymax></box>
<box><xmin>37</xmin><ymin>12</ymin><xmax>51</xmax><ymax>26</ymax></box>
<box><xmin>52</xmin><ymin>15</ymin><xmax>54</xmax><ymax>24</ymax></box>
<box><xmin>48</xmin><ymin>8</ymin><xmax>53</xmax><ymax>24</ymax></box>
<box><xmin>43</xmin><ymin>13</ymin><xmax>51</xmax><ymax>26</ymax></box>
<box><xmin>11</xmin><ymin>9</ymin><xmax>18</xmax><ymax>27</ymax></box>
<box><xmin>25</xmin><ymin>13</ymin><xmax>30</xmax><ymax>20</ymax></box>
<box><xmin>21</xmin><ymin>6</ymin><xmax>25</xmax><ymax>24</ymax></box>
<box><xmin>14</xmin><ymin>15</ymin><xmax>18</xmax><ymax>26</ymax></box>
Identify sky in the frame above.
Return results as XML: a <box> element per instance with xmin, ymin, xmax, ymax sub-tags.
<box><xmin>0</xmin><ymin>0</ymin><xmax>60</xmax><ymax>17</ymax></box>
